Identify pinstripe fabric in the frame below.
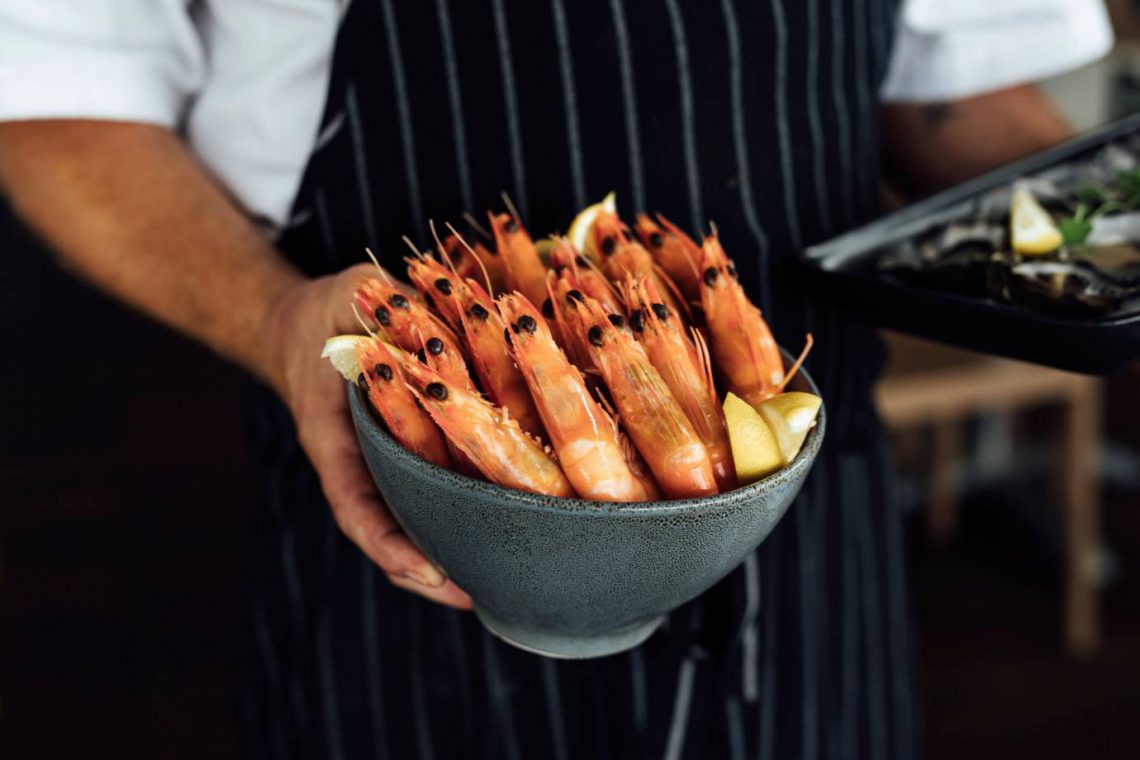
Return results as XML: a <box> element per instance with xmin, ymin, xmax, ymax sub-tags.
<box><xmin>607</xmin><ymin>0</ymin><xmax>645</xmax><ymax>214</ymax></box>
<box><xmin>549</xmin><ymin>0</ymin><xmax>586</xmax><ymax>209</ymax></box>
<box><xmin>489</xmin><ymin>0</ymin><xmax>528</xmax><ymax>218</ymax></box>
<box><xmin>830</xmin><ymin>0</ymin><xmax>857</xmax><ymax>227</ymax></box>
<box><xmin>662</xmin><ymin>0</ymin><xmax>704</xmax><ymax>233</ymax></box>
<box><xmin>720</xmin><ymin>0</ymin><xmax>771</xmax><ymax>313</ymax></box>
<box><xmin>245</xmin><ymin>1</ymin><xmax>918</xmax><ymax>758</ymax></box>
<box><xmin>434</xmin><ymin>0</ymin><xmax>474</xmax><ymax>211</ymax></box>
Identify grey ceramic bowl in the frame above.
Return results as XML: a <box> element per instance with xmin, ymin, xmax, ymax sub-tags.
<box><xmin>349</xmin><ymin>353</ymin><xmax>825</xmax><ymax>659</ymax></box>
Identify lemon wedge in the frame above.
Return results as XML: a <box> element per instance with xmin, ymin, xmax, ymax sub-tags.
<box><xmin>724</xmin><ymin>392</ymin><xmax>784</xmax><ymax>484</ymax></box>
<box><xmin>321</xmin><ymin>335</ymin><xmax>371</xmax><ymax>382</ymax></box>
<box><xmin>567</xmin><ymin>191</ymin><xmax>617</xmax><ymax>261</ymax></box>
<box><xmin>757</xmin><ymin>392</ymin><xmax>822</xmax><ymax>466</ymax></box>
<box><xmin>1011</xmin><ymin>186</ymin><xmax>1062</xmax><ymax>255</ymax></box>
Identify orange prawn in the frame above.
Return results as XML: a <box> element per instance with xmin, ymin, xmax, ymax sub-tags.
<box><xmin>623</xmin><ymin>276</ymin><xmax>735</xmax><ymax>491</ymax></box>
<box><xmin>634</xmin><ymin>214</ymin><xmax>702</xmax><ymax>301</ymax></box>
<box><xmin>354</xmin><ymin>273</ymin><xmax>471</xmax><ymax>390</ymax></box>
<box><xmin>699</xmin><ymin>233</ymin><xmax>812</xmax><ymax>406</ymax></box>
<box><xmin>441</xmin><ymin>230</ymin><xmax>506</xmax><ymax>294</ymax></box>
<box><xmin>488</xmin><ymin>210</ymin><xmax>549</xmax><ymax>309</ymax></box>
<box><xmin>498</xmin><ymin>293</ymin><xmax>658</xmax><ymax>502</ymax></box>
<box><xmin>547</xmin><ymin>237</ymin><xmax>624</xmax><ymax>316</ymax></box>
<box><xmin>407</xmin><ymin>252</ymin><xmax>545</xmax><ymax>437</ymax></box>
<box><xmin>592</xmin><ymin>210</ymin><xmax>687</xmax><ymax>319</ymax></box>
<box><xmin>354</xmin><ymin>338</ymin><xmax>452</xmax><ymax>468</ymax></box>
<box><xmin>560</xmin><ymin>291</ymin><xmax>717</xmax><ymax>499</ymax></box>
<box><xmin>395</xmin><ymin>351</ymin><xmax>575</xmax><ymax>497</ymax></box>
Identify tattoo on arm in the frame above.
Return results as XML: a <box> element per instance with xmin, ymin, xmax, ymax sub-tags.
<box><xmin>920</xmin><ymin>102</ymin><xmax>957</xmax><ymax>130</ymax></box>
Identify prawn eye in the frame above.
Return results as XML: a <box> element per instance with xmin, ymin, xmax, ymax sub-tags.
<box><xmin>358</xmin><ymin>372</ymin><xmax>368</xmax><ymax>391</ymax></box>
<box><xmin>600</xmin><ymin>236</ymin><xmax>617</xmax><ymax>256</ymax></box>
<box><xmin>389</xmin><ymin>294</ymin><xmax>409</xmax><ymax>309</ymax></box>
<box><xmin>426</xmin><ymin>382</ymin><xmax>448</xmax><ymax>400</ymax></box>
<box><xmin>541</xmin><ymin>297</ymin><xmax>555</xmax><ymax>319</ymax></box>
<box><xmin>504</xmin><ymin>218</ymin><xmax>519</xmax><ymax>233</ymax></box>
<box><xmin>587</xmin><ymin>325</ymin><xmax>605</xmax><ymax>347</ymax></box>
<box><xmin>648</xmin><ymin>232</ymin><xmax>664</xmax><ymax>248</ymax></box>
<box><xmin>416</xmin><ymin>348</ymin><xmax>428</xmax><ymax>364</ymax></box>
<box><xmin>374</xmin><ymin>306</ymin><xmax>391</xmax><ymax>326</ymax></box>
<box><xmin>566</xmin><ymin>289</ymin><xmax>585</xmax><ymax>305</ymax></box>
<box><xmin>517</xmin><ymin>315</ymin><xmax>537</xmax><ymax>333</ymax></box>
<box><xmin>469</xmin><ymin>303</ymin><xmax>489</xmax><ymax>320</ymax></box>
<box><xmin>426</xmin><ymin>337</ymin><xmax>444</xmax><ymax>355</ymax></box>
<box><xmin>434</xmin><ymin>278</ymin><xmax>452</xmax><ymax>295</ymax></box>
<box><xmin>607</xmin><ymin>313</ymin><xmax>626</xmax><ymax>328</ymax></box>
<box><xmin>375</xmin><ymin>363</ymin><xmax>393</xmax><ymax>382</ymax></box>
<box><xmin>503</xmin><ymin>327</ymin><xmax>513</xmax><ymax>346</ymax></box>
<box><xmin>629</xmin><ymin>309</ymin><xmax>645</xmax><ymax>332</ymax></box>
<box><xmin>575</xmin><ymin>255</ymin><xmax>589</xmax><ymax>267</ymax></box>
<box><xmin>651</xmin><ymin>303</ymin><xmax>670</xmax><ymax>320</ymax></box>
<box><xmin>703</xmin><ymin>267</ymin><xmax>719</xmax><ymax>286</ymax></box>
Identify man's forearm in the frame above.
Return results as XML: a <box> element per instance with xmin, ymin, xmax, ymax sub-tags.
<box><xmin>881</xmin><ymin>84</ymin><xmax>1073</xmax><ymax>197</ymax></box>
<box><xmin>0</xmin><ymin>120</ymin><xmax>305</xmax><ymax>390</ymax></box>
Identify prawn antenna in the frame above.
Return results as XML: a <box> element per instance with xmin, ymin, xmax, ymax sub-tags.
<box><xmin>364</xmin><ymin>247</ymin><xmax>391</xmax><ymax>283</ymax></box>
<box><xmin>445</xmin><ymin>220</ymin><xmax>494</xmax><ymax>296</ymax></box>
<box><xmin>500</xmin><ymin>191</ymin><xmax>523</xmax><ymax>225</ymax></box>
<box><xmin>351</xmin><ymin>302</ymin><xmax>379</xmax><ymax>338</ymax></box>
<box><xmin>462</xmin><ymin>212</ymin><xmax>492</xmax><ymax>241</ymax></box>
<box><xmin>778</xmin><ymin>333</ymin><xmax>815</xmax><ymax>391</ymax></box>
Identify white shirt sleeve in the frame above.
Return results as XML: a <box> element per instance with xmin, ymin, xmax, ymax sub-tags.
<box><xmin>0</xmin><ymin>0</ymin><xmax>204</xmax><ymax>126</ymax></box>
<box><xmin>0</xmin><ymin>0</ymin><xmax>340</xmax><ymax>229</ymax></box>
<box><xmin>881</xmin><ymin>0</ymin><xmax>1115</xmax><ymax>103</ymax></box>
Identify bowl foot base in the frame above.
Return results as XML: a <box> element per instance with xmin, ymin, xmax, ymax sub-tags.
<box><xmin>475</xmin><ymin>608</ymin><xmax>665</xmax><ymax>659</ymax></box>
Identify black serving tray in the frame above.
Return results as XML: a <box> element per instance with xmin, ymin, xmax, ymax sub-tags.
<box><xmin>800</xmin><ymin>113</ymin><xmax>1140</xmax><ymax>375</ymax></box>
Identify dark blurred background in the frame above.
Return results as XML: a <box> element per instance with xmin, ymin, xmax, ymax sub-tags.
<box><xmin>4</xmin><ymin>6</ymin><xmax>1140</xmax><ymax>759</ymax></box>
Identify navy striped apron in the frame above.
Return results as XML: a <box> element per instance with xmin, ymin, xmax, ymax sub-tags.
<box><xmin>244</xmin><ymin>1</ymin><xmax>917</xmax><ymax>758</ymax></box>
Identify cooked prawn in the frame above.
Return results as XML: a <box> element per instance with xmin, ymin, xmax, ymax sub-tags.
<box><xmin>395</xmin><ymin>351</ymin><xmax>575</xmax><ymax>497</ymax></box>
<box><xmin>699</xmin><ymin>233</ymin><xmax>812</xmax><ymax>406</ymax></box>
<box><xmin>498</xmin><ymin>293</ymin><xmax>659</xmax><ymax>501</ymax></box>
<box><xmin>592</xmin><ymin>210</ymin><xmax>687</xmax><ymax>319</ymax></box>
<box><xmin>356</xmin><ymin>337</ymin><xmax>452</xmax><ymax>468</ymax></box>
<box><xmin>623</xmin><ymin>276</ymin><xmax>736</xmax><ymax>490</ymax></box>
<box><xmin>355</xmin><ymin>274</ymin><xmax>471</xmax><ymax>390</ymax></box>
<box><xmin>560</xmin><ymin>291</ymin><xmax>717</xmax><ymax>499</ymax></box>
<box><xmin>634</xmin><ymin>214</ymin><xmax>702</xmax><ymax>301</ymax></box>
<box><xmin>488</xmin><ymin>210</ymin><xmax>549</xmax><ymax>309</ymax></box>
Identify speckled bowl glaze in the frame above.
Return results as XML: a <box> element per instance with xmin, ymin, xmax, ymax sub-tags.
<box><xmin>349</xmin><ymin>352</ymin><xmax>825</xmax><ymax>659</ymax></box>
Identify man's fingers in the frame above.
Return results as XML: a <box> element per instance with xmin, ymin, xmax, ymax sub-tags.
<box><xmin>389</xmin><ymin>574</ymin><xmax>473</xmax><ymax>610</ymax></box>
<box><xmin>300</xmin><ymin>409</ymin><xmax>443</xmax><ymax>586</ymax></box>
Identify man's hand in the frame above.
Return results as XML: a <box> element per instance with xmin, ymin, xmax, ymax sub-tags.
<box><xmin>0</xmin><ymin>120</ymin><xmax>469</xmax><ymax>609</ymax></box>
<box><xmin>264</xmin><ymin>264</ymin><xmax>471</xmax><ymax>609</ymax></box>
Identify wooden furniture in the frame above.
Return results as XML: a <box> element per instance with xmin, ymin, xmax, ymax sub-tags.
<box><xmin>874</xmin><ymin>333</ymin><xmax>1104</xmax><ymax>656</ymax></box>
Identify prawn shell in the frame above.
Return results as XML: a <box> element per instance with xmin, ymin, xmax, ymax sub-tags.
<box><xmin>498</xmin><ymin>293</ymin><xmax>659</xmax><ymax>502</ymax></box>
<box><xmin>395</xmin><ymin>351</ymin><xmax>575</xmax><ymax>498</ymax></box>
<box><xmin>563</xmin><ymin>293</ymin><xmax>717</xmax><ymax>499</ymax></box>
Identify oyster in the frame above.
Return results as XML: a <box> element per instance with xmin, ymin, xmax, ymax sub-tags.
<box><xmin>1004</xmin><ymin>259</ymin><xmax>1138</xmax><ymax>314</ymax></box>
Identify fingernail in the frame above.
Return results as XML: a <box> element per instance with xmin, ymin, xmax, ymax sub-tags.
<box><xmin>401</xmin><ymin>565</ymin><xmax>446</xmax><ymax>588</ymax></box>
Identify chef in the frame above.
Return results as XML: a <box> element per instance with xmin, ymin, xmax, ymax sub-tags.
<box><xmin>0</xmin><ymin>1</ymin><xmax>1113</xmax><ymax>757</ymax></box>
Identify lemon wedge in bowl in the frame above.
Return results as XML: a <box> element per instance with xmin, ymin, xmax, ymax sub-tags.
<box><xmin>1011</xmin><ymin>185</ymin><xmax>1062</xmax><ymax>255</ymax></box>
<box><xmin>757</xmin><ymin>392</ymin><xmax>822</xmax><ymax>467</ymax></box>
<box><xmin>567</xmin><ymin>191</ymin><xmax>617</xmax><ymax>261</ymax></box>
<box><xmin>321</xmin><ymin>335</ymin><xmax>371</xmax><ymax>382</ymax></box>
<box><xmin>723</xmin><ymin>392</ymin><xmax>784</xmax><ymax>485</ymax></box>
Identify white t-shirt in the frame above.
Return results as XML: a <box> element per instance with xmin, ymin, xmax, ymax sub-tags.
<box><xmin>0</xmin><ymin>0</ymin><xmax>1114</xmax><ymax>230</ymax></box>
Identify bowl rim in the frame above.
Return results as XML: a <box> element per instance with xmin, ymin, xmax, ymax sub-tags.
<box><xmin>351</xmin><ymin>348</ymin><xmax>826</xmax><ymax>516</ymax></box>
